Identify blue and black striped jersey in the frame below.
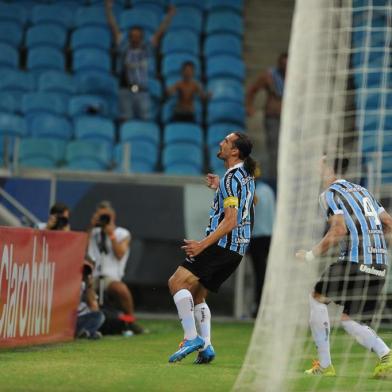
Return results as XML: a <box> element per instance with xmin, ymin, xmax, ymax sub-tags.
<box><xmin>319</xmin><ymin>179</ymin><xmax>388</xmax><ymax>266</ymax></box>
<box><xmin>206</xmin><ymin>163</ymin><xmax>255</xmax><ymax>255</ymax></box>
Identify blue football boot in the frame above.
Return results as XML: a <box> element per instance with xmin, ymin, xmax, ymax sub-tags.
<box><xmin>194</xmin><ymin>345</ymin><xmax>216</xmax><ymax>364</ymax></box>
<box><xmin>168</xmin><ymin>336</ymin><xmax>205</xmax><ymax>363</ymax></box>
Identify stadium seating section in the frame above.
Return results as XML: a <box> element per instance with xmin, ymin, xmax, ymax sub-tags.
<box><xmin>351</xmin><ymin>3</ymin><xmax>392</xmax><ymax>182</ymax></box>
<box><xmin>0</xmin><ymin>0</ymin><xmax>245</xmax><ymax>176</ymax></box>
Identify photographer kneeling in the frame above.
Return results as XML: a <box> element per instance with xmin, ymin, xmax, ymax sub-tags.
<box><xmin>88</xmin><ymin>201</ymin><xmax>144</xmax><ymax>334</ymax></box>
<box><xmin>76</xmin><ymin>260</ymin><xmax>105</xmax><ymax>339</ymax></box>
<box><xmin>40</xmin><ymin>202</ymin><xmax>105</xmax><ymax>339</ymax></box>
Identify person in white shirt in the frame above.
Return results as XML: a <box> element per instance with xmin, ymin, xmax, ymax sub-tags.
<box><xmin>88</xmin><ymin>201</ymin><xmax>143</xmax><ymax>334</ymax></box>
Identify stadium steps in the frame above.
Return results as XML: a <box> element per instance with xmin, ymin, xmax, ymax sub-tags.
<box><xmin>243</xmin><ymin>0</ymin><xmax>294</xmax><ymax>163</ymax></box>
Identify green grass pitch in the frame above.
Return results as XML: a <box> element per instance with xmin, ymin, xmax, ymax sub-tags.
<box><xmin>0</xmin><ymin>319</ymin><xmax>391</xmax><ymax>391</ymax></box>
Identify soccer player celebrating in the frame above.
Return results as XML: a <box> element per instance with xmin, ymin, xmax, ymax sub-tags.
<box><xmin>296</xmin><ymin>156</ymin><xmax>392</xmax><ymax>378</ymax></box>
<box><xmin>168</xmin><ymin>132</ymin><xmax>256</xmax><ymax>363</ymax></box>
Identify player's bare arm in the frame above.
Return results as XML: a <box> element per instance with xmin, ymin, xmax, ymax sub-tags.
<box><xmin>182</xmin><ymin>207</ymin><xmax>238</xmax><ymax>258</ymax></box>
<box><xmin>296</xmin><ymin>214</ymin><xmax>347</xmax><ymax>261</ymax></box>
<box><xmin>379</xmin><ymin>210</ymin><xmax>392</xmax><ymax>242</ymax></box>
<box><xmin>245</xmin><ymin>72</ymin><xmax>269</xmax><ymax>116</ymax></box>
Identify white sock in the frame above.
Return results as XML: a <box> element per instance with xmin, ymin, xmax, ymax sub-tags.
<box><xmin>173</xmin><ymin>289</ymin><xmax>197</xmax><ymax>340</ymax></box>
<box><xmin>194</xmin><ymin>302</ymin><xmax>211</xmax><ymax>349</ymax></box>
<box><xmin>309</xmin><ymin>294</ymin><xmax>332</xmax><ymax>368</ymax></box>
<box><xmin>341</xmin><ymin>319</ymin><xmax>390</xmax><ymax>359</ymax></box>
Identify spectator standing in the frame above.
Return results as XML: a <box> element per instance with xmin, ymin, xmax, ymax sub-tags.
<box><xmin>246</xmin><ymin>52</ymin><xmax>287</xmax><ymax>180</ymax></box>
<box><xmin>166</xmin><ymin>61</ymin><xmax>208</xmax><ymax>123</ymax></box>
<box><xmin>88</xmin><ymin>201</ymin><xmax>144</xmax><ymax>334</ymax></box>
<box><xmin>248</xmin><ymin>179</ymin><xmax>276</xmax><ymax>317</ymax></box>
<box><xmin>105</xmin><ymin>0</ymin><xmax>175</xmax><ymax>121</ymax></box>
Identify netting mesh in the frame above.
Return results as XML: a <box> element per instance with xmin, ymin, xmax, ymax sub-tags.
<box><xmin>235</xmin><ymin>0</ymin><xmax>392</xmax><ymax>390</ymax></box>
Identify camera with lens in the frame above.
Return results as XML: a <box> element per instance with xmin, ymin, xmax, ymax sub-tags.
<box><xmin>52</xmin><ymin>214</ymin><xmax>69</xmax><ymax>230</ymax></box>
<box><xmin>96</xmin><ymin>214</ymin><xmax>111</xmax><ymax>228</ymax></box>
<box><xmin>82</xmin><ymin>262</ymin><xmax>93</xmax><ymax>280</ymax></box>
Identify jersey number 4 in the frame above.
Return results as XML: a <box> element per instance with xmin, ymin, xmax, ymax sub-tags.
<box><xmin>363</xmin><ymin>197</ymin><xmax>381</xmax><ymax>225</ymax></box>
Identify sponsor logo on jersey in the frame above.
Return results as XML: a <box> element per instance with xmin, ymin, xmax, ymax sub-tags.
<box><xmin>359</xmin><ymin>264</ymin><xmax>386</xmax><ymax>277</ymax></box>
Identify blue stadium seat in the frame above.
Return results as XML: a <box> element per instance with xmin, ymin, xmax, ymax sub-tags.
<box><xmin>120</xmin><ymin>8</ymin><xmax>160</xmax><ymax>35</ymax></box>
<box><xmin>207</xmin><ymin>78</ymin><xmax>244</xmax><ymax>103</ymax></box>
<box><xmin>27</xmin><ymin>46</ymin><xmax>65</xmax><ymax>72</ymax></box>
<box><xmin>206</xmin><ymin>0</ymin><xmax>243</xmax><ymax>13</ymax></box>
<box><xmin>205</xmin><ymin>11</ymin><xmax>243</xmax><ymax>36</ymax></box>
<box><xmin>28</xmin><ymin>113</ymin><xmax>73</xmax><ymax>140</ymax></box>
<box><xmin>38</xmin><ymin>71</ymin><xmax>77</xmax><ymax>95</ymax></box>
<box><xmin>204</xmin><ymin>34</ymin><xmax>242</xmax><ymax>58</ymax></box>
<box><xmin>19</xmin><ymin>138</ymin><xmax>66</xmax><ymax>169</ymax></box>
<box><xmin>355</xmin><ymin>92</ymin><xmax>382</xmax><ymax>111</ymax></box>
<box><xmin>353</xmin><ymin>70</ymin><xmax>383</xmax><ymax>89</ymax></box>
<box><xmin>207</xmin><ymin>101</ymin><xmax>245</xmax><ymax>126</ymax></box>
<box><xmin>164</xmin><ymin>122</ymin><xmax>203</xmax><ymax>146</ymax></box>
<box><xmin>22</xmin><ymin>92</ymin><xmax>68</xmax><ymax>116</ymax></box>
<box><xmin>163</xmin><ymin>143</ymin><xmax>203</xmax><ymax>173</ymax></box>
<box><xmin>64</xmin><ymin>140</ymin><xmax>112</xmax><ymax>171</ymax></box>
<box><xmin>162</xmin><ymin>53</ymin><xmax>201</xmax><ymax>81</ymax></box>
<box><xmin>0</xmin><ymin>22</ymin><xmax>23</xmax><ymax>47</ymax></box>
<box><xmin>74</xmin><ymin>116</ymin><xmax>115</xmax><ymax>144</ymax></box>
<box><xmin>0</xmin><ymin>43</ymin><xmax>18</xmax><ymax>68</ymax></box>
<box><xmin>120</xmin><ymin>120</ymin><xmax>160</xmax><ymax>145</ymax></box>
<box><xmin>352</xmin><ymin>9</ymin><xmax>386</xmax><ymax>29</ymax></box>
<box><xmin>209</xmin><ymin>148</ymin><xmax>225</xmax><ymax>176</ymax></box>
<box><xmin>352</xmin><ymin>29</ymin><xmax>388</xmax><ymax>49</ymax></box>
<box><xmin>207</xmin><ymin>123</ymin><xmax>244</xmax><ymax>148</ymax></box>
<box><xmin>31</xmin><ymin>5</ymin><xmax>73</xmax><ymax>29</ymax></box>
<box><xmin>149</xmin><ymin>78</ymin><xmax>163</xmax><ymax>102</ymax></box>
<box><xmin>29</xmin><ymin>113</ymin><xmax>73</xmax><ymax>140</ymax></box>
<box><xmin>168</xmin><ymin>7</ymin><xmax>203</xmax><ymax>34</ymax></box>
<box><xmin>131</xmin><ymin>0</ymin><xmax>165</xmax><ymax>16</ymax></box>
<box><xmin>73</xmin><ymin>48</ymin><xmax>111</xmax><ymax>74</ymax></box>
<box><xmin>352</xmin><ymin>49</ymin><xmax>385</xmax><ymax>69</ymax></box>
<box><xmin>75</xmin><ymin>72</ymin><xmax>119</xmax><ymax>97</ymax></box>
<box><xmin>26</xmin><ymin>24</ymin><xmax>67</xmax><ymax>49</ymax></box>
<box><xmin>206</xmin><ymin>55</ymin><xmax>245</xmax><ymax>81</ymax></box>
<box><xmin>0</xmin><ymin>92</ymin><xmax>23</xmax><ymax>113</ymax></box>
<box><xmin>0</xmin><ymin>70</ymin><xmax>35</xmax><ymax>92</ymax></box>
<box><xmin>75</xmin><ymin>6</ymin><xmax>109</xmax><ymax>28</ymax></box>
<box><xmin>0</xmin><ymin>3</ymin><xmax>27</xmax><ymax>26</ymax></box>
<box><xmin>171</xmin><ymin>0</ymin><xmax>204</xmax><ymax>11</ymax></box>
<box><xmin>148</xmin><ymin>78</ymin><xmax>163</xmax><ymax>120</ymax></box>
<box><xmin>0</xmin><ymin>112</ymin><xmax>27</xmax><ymax>137</ymax></box>
<box><xmin>114</xmin><ymin>141</ymin><xmax>158</xmax><ymax>173</ymax></box>
<box><xmin>162</xmin><ymin>30</ymin><xmax>199</xmax><ymax>56</ymax></box>
<box><xmin>164</xmin><ymin>163</ymin><xmax>202</xmax><ymax>175</ymax></box>
<box><xmin>161</xmin><ymin>98</ymin><xmax>202</xmax><ymax>124</ymax></box>
<box><xmin>71</xmin><ymin>26</ymin><xmax>111</xmax><ymax>51</ymax></box>
<box><xmin>69</xmin><ymin>95</ymin><xmax>111</xmax><ymax>118</ymax></box>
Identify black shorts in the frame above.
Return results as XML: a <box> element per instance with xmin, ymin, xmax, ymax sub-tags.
<box><xmin>181</xmin><ymin>244</ymin><xmax>243</xmax><ymax>293</ymax></box>
<box><xmin>314</xmin><ymin>262</ymin><xmax>386</xmax><ymax>318</ymax></box>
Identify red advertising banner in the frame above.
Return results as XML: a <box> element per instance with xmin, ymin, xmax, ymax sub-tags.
<box><xmin>0</xmin><ymin>227</ymin><xmax>87</xmax><ymax>348</ymax></box>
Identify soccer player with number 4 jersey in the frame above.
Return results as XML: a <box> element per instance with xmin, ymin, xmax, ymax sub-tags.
<box><xmin>296</xmin><ymin>156</ymin><xmax>392</xmax><ymax>378</ymax></box>
<box><xmin>168</xmin><ymin>132</ymin><xmax>256</xmax><ymax>364</ymax></box>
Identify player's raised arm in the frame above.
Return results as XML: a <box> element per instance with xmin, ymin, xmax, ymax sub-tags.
<box><xmin>205</xmin><ymin>173</ymin><xmax>219</xmax><ymax>190</ymax></box>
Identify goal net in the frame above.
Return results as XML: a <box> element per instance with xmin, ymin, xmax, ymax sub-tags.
<box><xmin>235</xmin><ymin>0</ymin><xmax>392</xmax><ymax>391</ymax></box>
